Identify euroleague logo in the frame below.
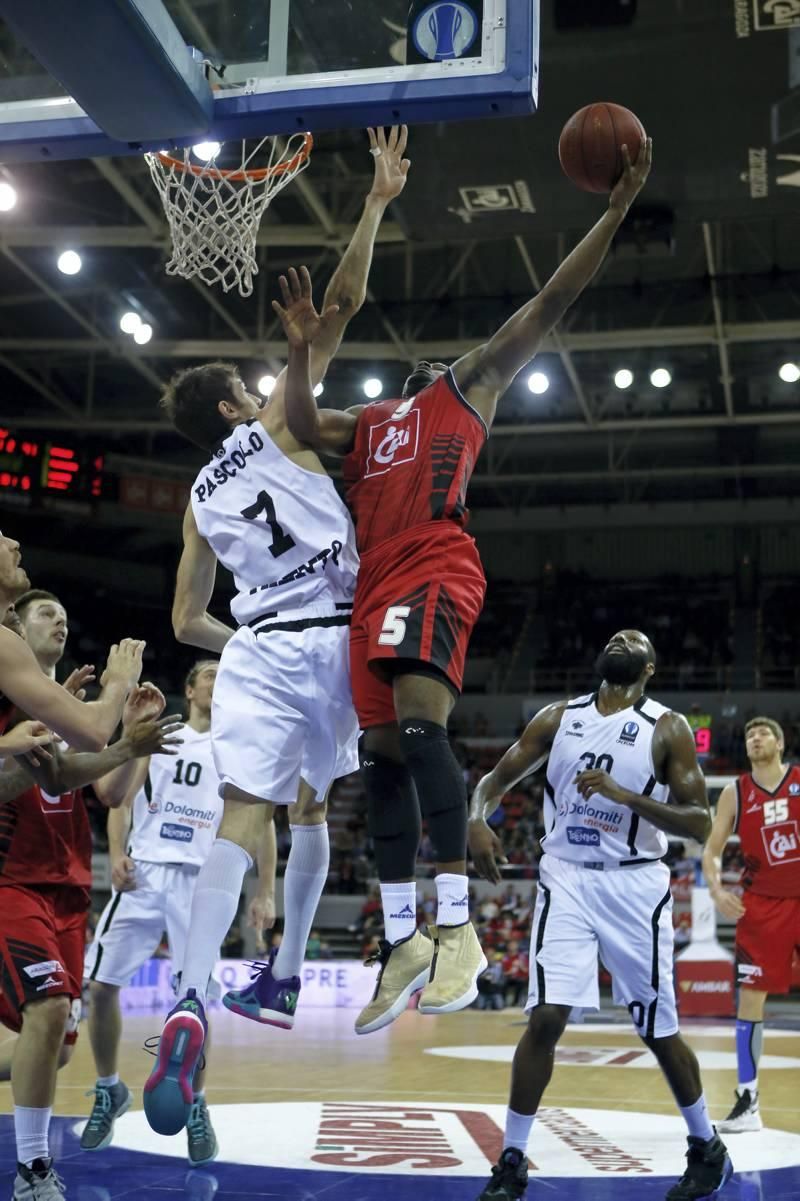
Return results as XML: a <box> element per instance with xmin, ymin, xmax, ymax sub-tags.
<box><xmin>365</xmin><ymin>409</ymin><xmax>420</xmax><ymax>478</ymax></box>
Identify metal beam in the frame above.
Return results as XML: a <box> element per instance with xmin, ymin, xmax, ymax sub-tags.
<box><xmin>702</xmin><ymin>222</ymin><xmax>735</xmax><ymax>418</ymax></box>
<box><xmin>514</xmin><ymin>235</ymin><xmax>594</xmax><ymax>426</ymax></box>
<box><xmin>0</xmin><ymin>353</ymin><xmax>80</xmax><ymax>417</ymax></box>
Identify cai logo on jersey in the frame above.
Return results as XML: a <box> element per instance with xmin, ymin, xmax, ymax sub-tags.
<box><xmin>761</xmin><ymin>820</ymin><xmax>800</xmax><ymax>866</ymax></box>
<box><xmin>365</xmin><ymin>410</ymin><xmax>420</xmax><ymax>478</ymax></box>
<box><xmin>617</xmin><ymin>721</ymin><xmax>639</xmax><ymax>746</ymax></box>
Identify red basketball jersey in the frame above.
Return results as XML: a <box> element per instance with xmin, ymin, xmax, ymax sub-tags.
<box><xmin>342</xmin><ymin>369</ymin><xmax>487</xmax><ymax>553</ymax></box>
<box><xmin>0</xmin><ymin>702</ymin><xmax>92</xmax><ymax>891</ymax></box>
<box><xmin>735</xmin><ymin>766</ymin><xmax>800</xmax><ymax>898</ymax></box>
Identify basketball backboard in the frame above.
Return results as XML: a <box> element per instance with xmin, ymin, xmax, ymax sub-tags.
<box><xmin>0</xmin><ymin>1</ymin><xmax>539</xmax><ymax>163</ymax></box>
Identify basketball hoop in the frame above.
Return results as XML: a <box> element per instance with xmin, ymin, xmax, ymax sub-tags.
<box><xmin>145</xmin><ymin>133</ymin><xmax>313</xmax><ymax>298</ymax></box>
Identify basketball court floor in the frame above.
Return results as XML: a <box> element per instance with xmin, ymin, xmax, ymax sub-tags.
<box><xmin>2</xmin><ymin>1002</ymin><xmax>798</xmax><ymax>1199</ymax></box>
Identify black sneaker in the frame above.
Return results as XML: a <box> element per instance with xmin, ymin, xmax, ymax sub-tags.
<box><xmin>665</xmin><ymin>1134</ymin><xmax>734</xmax><ymax>1201</ymax></box>
<box><xmin>718</xmin><ymin>1087</ymin><xmax>762</xmax><ymax>1133</ymax></box>
<box><xmin>477</xmin><ymin>1147</ymin><xmax>529</xmax><ymax>1199</ymax></box>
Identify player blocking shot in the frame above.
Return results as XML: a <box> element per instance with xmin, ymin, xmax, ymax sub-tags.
<box><xmin>703</xmin><ymin>716</ymin><xmax>800</xmax><ymax>1134</ymax></box>
<box><xmin>142</xmin><ymin>128</ymin><xmax>411</xmax><ymax>1139</ymax></box>
<box><xmin>278</xmin><ymin>140</ymin><xmax>653</xmax><ymax>1034</ymax></box>
<box><xmin>467</xmin><ymin>630</ymin><xmax>733</xmax><ymax>1201</ymax></box>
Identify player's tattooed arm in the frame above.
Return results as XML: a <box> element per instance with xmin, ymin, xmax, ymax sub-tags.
<box><xmin>0</xmin><ymin>628</ymin><xmax>143</xmax><ymax>752</ymax></box>
<box><xmin>451</xmin><ymin>140</ymin><xmax>653</xmax><ymax>430</ymax></box>
<box><xmin>702</xmin><ymin>783</ymin><xmax>745</xmax><ymax>920</ymax></box>
<box><xmin>576</xmin><ymin>711</ymin><xmax>712</xmax><ymax>842</ymax></box>
<box><xmin>275</xmin><ymin>266</ymin><xmax>365</xmax><ymax>455</ymax></box>
<box><xmin>469</xmin><ymin>701</ymin><xmax>567</xmax><ymax>883</ymax></box>
<box><xmin>173</xmin><ymin>506</ymin><xmax>236</xmax><ymax>653</ymax></box>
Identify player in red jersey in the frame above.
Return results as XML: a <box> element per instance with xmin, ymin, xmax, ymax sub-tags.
<box><xmin>703</xmin><ymin>715</ymin><xmax>800</xmax><ymax>1133</ymax></box>
<box><xmin>0</xmin><ymin>572</ymin><xmax>179</xmax><ymax>1199</ymax></box>
<box><xmin>277</xmin><ymin>139</ymin><xmax>653</xmax><ymax>1033</ymax></box>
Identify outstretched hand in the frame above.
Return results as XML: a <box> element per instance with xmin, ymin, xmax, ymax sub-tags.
<box><xmin>272</xmin><ymin>266</ymin><xmax>340</xmax><ymax>349</ymax></box>
<box><xmin>609</xmin><ymin>136</ymin><xmax>653</xmax><ymax>214</ymax></box>
<box><xmin>367</xmin><ymin>125</ymin><xmax>411</xmax><ymax>202</ymax></box>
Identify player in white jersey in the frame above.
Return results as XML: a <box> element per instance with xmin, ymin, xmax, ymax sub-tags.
<box><xmin>468</xmin><ymin>630</ymin><xmax>733</xmax><ymax>1201</ymax></box>
<box><xmin>142</xmin><ymin>128</ymin><xmax>411</xmax><ymax>1139</ymax></box>
<box><xmin>82</xmin><ymin>662</ymin><xmax>275</xmax><ymax>1164</ymax></box>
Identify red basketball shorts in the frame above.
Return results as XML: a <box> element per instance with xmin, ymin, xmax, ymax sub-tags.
<box><xmin>735</xmin><ymin>891</ymin><xmax>800</xmax><ymax>994</ymax></box>
<box><xmin>0</xmin><ymin>883</ymin><xmax>87</xmax><ymax>1042</ymax></box>
<box><xmin>350</xmin><ymin>522</ymin><xmax>486</xmax><ymax>728</ymax></box>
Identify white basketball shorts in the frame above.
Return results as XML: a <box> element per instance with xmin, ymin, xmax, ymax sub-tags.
<box><xmin>526</xmin><ymin>853</ymin><xmax>678</xmax><ymax>1039</ymax></box>
<box><xmin>211</xmin><ymin>614</ymin><xmax>360</xmax><ymax>805</ymax></box>
<box><xmin>84</xmin><ymin>861</ymin><xmax>201</xmax><ymax>988</ymax></box>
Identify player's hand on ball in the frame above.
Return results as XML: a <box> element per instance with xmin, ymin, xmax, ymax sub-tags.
<box><xmin>101</xmin><ymin>638</ymin><xmax>145</xmax><ymax>691</ymax></box>
<box><xmin>468</xmin><ymin>818</ymin><xmax>508</xmax><ymax>884</ymax></box>
<box><xmin>609</xmin><ymin>136</ymin><xmax>652</xmax><ymax>214</ymax></box>
<box><xmin>123</xmin><ymin>681</ymin><xmax>166</xmax><ymax>730</ymax></box>
<box><xmin>367</xmin><ymin>125</ymin><xmax>411</xmax><ymax>202</ymax></box>
<box><xmin>125</xmin><ymin>713</ymin><xmax>184</xmax><ymax>758</ymax></box>
<box><xmin>272</xmin><ymin>266</ymin><xmax>339</xmax><ymax>350</ymax></box>
<box><xmin>63</xmin><ymin>664</ymin><xmax>96</xmax><ymax>702</ymax></box>
<box><xmin>710</xmin><ymin>887</ymin><xmax>746</xmax><ymax>922</ymax></box>
<box><xmin>247</xmin><ymin>894</ymin><xmax>277</xmax><ymax>952</ymax></box>
<box><xmin>112</xmin><ymin>854</ymin><xmax>137</xmax><ymax>892</ymax></box>
<box><xmin>574</xmin><ymin>769</ymin><xmax>631</xmax><ymax>805</ymax></box>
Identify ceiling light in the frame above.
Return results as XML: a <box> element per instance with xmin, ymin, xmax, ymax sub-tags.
<box><xmin>363</xmin><ymin>377</ymin><xmax>383</xmax><ymax>399</ymax></box>
<box><xmin>614</xmin><ymin>368</ymin><xmax>634</xmax><ymax>390</ymax></box>
<box><xmin>0</xmin><ymin>182</ymin><xmax>17</xmax><ymax>212</ymax></box>
<box><xmin>527</xmin><ymin>371</ymin><xmax>549</xmax><ymax>395</ymax></box>
<box><xmin>258</xmin><ymin>374</ymin><xmax>276</xmax><ymax>397</ymax></box>
<box><xmin>57</xmin><ymin>250</ymin><xmax>82</xmax><ymax>275</ymax></box>
<box><xmin>650</xmin><ymin>367</ymin><xmax>672</xmax><ymax>389</ymax></box>
<box><xmin>313</xmin><ymin>383</ymin><xmax>324</xmax><ymax>398</ymax></box>
<box><xmin>778</xmin><ymin>362</ymin><xmax>800</xmax><ymax>384</ymax></box>
<box><xmin>119</xmin><ymin>311</ymin><xmax>141</xmax><ymax>334</ymax></box>
<box><xmin>133</xmin><ymin>322</ymin><xmax>152</xmax><ymax>345</ymax></box>
<box><xmin>192</xmin><ymin>141</ymin><xmax>221</xmax><ymax>161</ymax></box>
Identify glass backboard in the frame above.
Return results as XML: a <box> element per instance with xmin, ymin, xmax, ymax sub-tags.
<box><xmin>0</xmin><ymin>1</ymin><xmax>538</xmax><ymax>162</ymax></box>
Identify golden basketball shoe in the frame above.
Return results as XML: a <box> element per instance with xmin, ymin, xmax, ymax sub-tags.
<box><xmin>418</xmin><ymin>921</ymin><xmax>487</xmax><ymax>1014</ymax></box>
<box><xmin>355</xmin><ymin>928</ymin><xmax>435</xmax><ymax>1035</ymax></box>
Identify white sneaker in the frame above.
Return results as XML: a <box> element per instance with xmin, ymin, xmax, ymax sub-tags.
<box><xmin>718</xmin><ymin>1087</ymin><xmax>763</xmax><ymax>1133</ymax></box>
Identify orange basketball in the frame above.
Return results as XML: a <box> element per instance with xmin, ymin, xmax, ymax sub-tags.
<box><xmin>558</xmin><ymin>103</ymin><xmax>646</xmax><ymax>194</ymax></box>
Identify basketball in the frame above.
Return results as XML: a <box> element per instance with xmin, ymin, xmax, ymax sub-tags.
<box><xmin>558</xmin><ymin>102</ymin><xmax>646</xmax><ymax>194</ymax></box>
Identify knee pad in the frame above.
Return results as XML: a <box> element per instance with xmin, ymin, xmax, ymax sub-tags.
<box><xmin>361</xmin><ymin>751</ymin><xmax>418</xmax><ymax>839</ymax></box>
<box><xmin>399</xmin><ymin>717</ymin><xmax>464</xmax><ymax>817</ymax></box>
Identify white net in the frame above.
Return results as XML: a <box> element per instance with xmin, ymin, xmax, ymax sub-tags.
<box><xmin>145</xmin><ymin>134</ymin><xmax>313</xmax><ymax>297</ymax></box>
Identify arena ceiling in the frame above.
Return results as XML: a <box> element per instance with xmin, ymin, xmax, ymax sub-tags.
<box><xmin>0</xmin><ymin>0</ymin><xmax>798</xmax><ymax>526</ymax></box>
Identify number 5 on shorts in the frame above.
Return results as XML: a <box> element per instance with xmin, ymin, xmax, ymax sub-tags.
<box><xmin>378</xmin><ymin>605</ymin><xmax>411</xmax><ymax>647</ymax></box>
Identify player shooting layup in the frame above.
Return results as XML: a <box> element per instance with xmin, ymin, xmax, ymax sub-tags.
<box><xmin>278</xmin><ymin>142</ymin><xmax>652</xmax><ymax>1034</ymax></box>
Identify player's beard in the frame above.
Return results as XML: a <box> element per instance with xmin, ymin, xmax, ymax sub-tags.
<box><xmin>595</xmin><ymin>646</ymin><xmax>649</xmax><ymax>686</ymax></box>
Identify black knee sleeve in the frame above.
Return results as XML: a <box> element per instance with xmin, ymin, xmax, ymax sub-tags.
<box><xmin>399</xmin><ymin>717</ymin><xmax>467</xmax><ymax>862</ymax></box>
<box><xmin>360</xmin><ymin>751</ymin><xmax>421</xmax><ymax>879</ymax></box>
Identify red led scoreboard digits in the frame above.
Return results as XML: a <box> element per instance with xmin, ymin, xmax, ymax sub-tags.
<box><xmin>0</xmin><ymin>430</ymin><xmax>103</xmax><ymax>500</ymax></box>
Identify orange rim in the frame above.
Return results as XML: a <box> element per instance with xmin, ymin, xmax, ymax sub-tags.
<box><xmin>155</xmin><ymin>132</ymin><xmax>313</xmax><ymax>181</ymax></box>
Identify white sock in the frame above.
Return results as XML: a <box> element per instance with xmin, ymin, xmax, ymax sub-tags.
<box><xmin>14</xmin><ymin>1105</ymin><xmax>51</xmax><ymax>1167</ymax></box>
<box><xmin>380</xmin><ymin>882</ymin><xmax>417</xmax><ymax>945</ymax></box>
<box><xmin>273</xmin><ymin>823</ymin><xmax>330</xmax><ymax>980</ymax></box>
<box><xmin>738</xmin><ymin>1078</ymin><xmax>758</xmax><ymax>1096</ymax></box>
<box><xmin>180</xmin><ymin>838</ymin><xmax>253</xmax><ymax>1003</ymax></box>
<box><xmin>97</xmin><ymin>1073</ymin><xmax>119</xmax><ymax>1089</ymax></box>
<box><xmin>680</xmin><ymin>1093</ymin><xmax>715</xmax><ymax>1142</ymax></box>
<box><xmin>504</xmin><ymin>1107</ymin><xmax>535</xmax><ymax>1155</ymax></box>
<box><xmin>435</xmin><ymin>872</ymin><xmax>470</xmax><ymax>927</ymax></box>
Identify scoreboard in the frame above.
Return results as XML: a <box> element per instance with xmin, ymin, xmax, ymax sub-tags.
<box><xmin>0</xmin><ymin>429</ymin><xmax>103</xmax><ymax>501</ymax></box>
<box><xmin>685</xmin><ymin>711</ymin><xmax>713</xmax><ymax>758</ymax></box>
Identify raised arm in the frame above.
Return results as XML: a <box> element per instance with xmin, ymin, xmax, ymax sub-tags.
<box><xmin>452</xmin><ymin>140</ymin><xmax>653</xmax><ymax>428</ymax></box>
<box><xmin>93</xmin><ymin>683</ymin><xmax>165</xmax><ymax>807</ymax></box>
<box><xmin>702</xmin><ymin>783</ymin><xmax>745</xmax><ymax>920</ymax></box>
<box><xmin>173</xmin><ymin>505</ymin><xmax>235</xmax><ymax>653</ymax></box>
<box><xmin>468</xmin><ymin>701</ymin><xmax>566</xmax><ymax>882</ymax></box>
<box><xmin>273</xmin><ymin>267</ymin><xmax>364</xmax><ymax>455</ymax></box>
<box><xmin>269</xmin><ymin>126</ymin><xmax>410</xmax><ymax>403</ymax></box>
<box><xmin>0</xmin><ymin>629</ymin><xmax>143</xmax><ymax>752</ymax></box>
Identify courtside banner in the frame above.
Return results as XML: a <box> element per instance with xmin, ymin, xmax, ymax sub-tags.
<box><xmin>119</xmin><ymin>957</ymin><xmax>378</xmax><ymax>1012</ymax></box>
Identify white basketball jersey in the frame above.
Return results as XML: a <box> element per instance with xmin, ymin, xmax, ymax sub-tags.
<box><xmin>541</xmin><ymin>692</ymin><xmax>671</xmax><ymax>866</ymax></box>
<box><xmin>128</xmin><ymin>726</ymin><xmax>222</xmax><ymax>868</ymax></box>
<box><xmin>191</xmin><ymin>420</ymin><xmax>359</xmax><ymax>625</ymax></box>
